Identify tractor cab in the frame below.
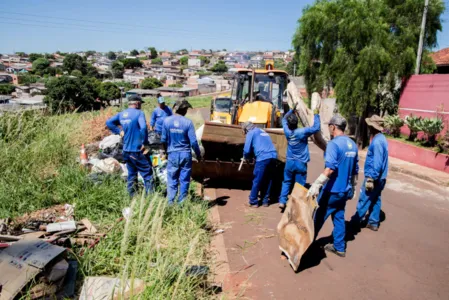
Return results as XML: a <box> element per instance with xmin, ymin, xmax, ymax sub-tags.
<box><xmin>210</xmin><ymin>97</ymin><xmax>233</xmax><ymax>124</ymax></box>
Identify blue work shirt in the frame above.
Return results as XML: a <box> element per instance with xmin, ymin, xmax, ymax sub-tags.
<box><xmin>283</xmin><ymin>110</ymin><xmax>320</xmax><ymax>163</ymax></box>
<box><xmin>365</xmin><ymin>133</ymin><xmax>389</xmax><ymax>180</ymax></box>
<box><xmin>323</xmin><ymin>135</ymin><xmax>359</xmax><ymax>193</ymax></box>
<box><xmin>150</xmin><ymin>106</ymin><xmax>173</xmax><ymax>133</ymax></box>
<box><xmin>161</xmin><ymin>114</ymin><xmax>201</xmax><ymax>158</ymax></box>
<box><xmin>243</xmin><ymin>128</ymin><xmax>278</xmax><ymax>162</ymax></box>
<box><xmin>106</xmin><ymin>108</ymin><xmax>148</xmax><ymax>152</ymax></box>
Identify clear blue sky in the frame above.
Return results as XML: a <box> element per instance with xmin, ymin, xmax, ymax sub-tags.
<box><xmin>1</xmin><ymin>0</ymin><xmax>448</xmax><ymax>54</ymax></box>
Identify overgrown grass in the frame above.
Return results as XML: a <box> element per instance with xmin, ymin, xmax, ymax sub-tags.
<box><xmin>186</xmin><ymin>96</ymin><xmax>212</xmax><ymax>109</ymax></box>
<box><xmin>0</xmin><ymin>109</ymin><xmax>212</xmax><ymax>298</ymax></box>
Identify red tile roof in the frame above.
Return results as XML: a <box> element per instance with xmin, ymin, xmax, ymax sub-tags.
<box><xmin>430</xmin><ymin>47</ymin><xmax>449</xmax><ymax>66</ymax></box>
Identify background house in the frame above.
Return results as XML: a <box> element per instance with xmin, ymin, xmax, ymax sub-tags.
<box><xmin>430</xmin><ymin>47</ymin><xmax>449</xmax><ymax>74</ymax></box>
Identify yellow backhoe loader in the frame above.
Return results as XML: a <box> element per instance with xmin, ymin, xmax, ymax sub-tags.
<box><xmin>192</xmin><ymin>63</ymin><xmax>289</xmax><ymax>181</ymax></box>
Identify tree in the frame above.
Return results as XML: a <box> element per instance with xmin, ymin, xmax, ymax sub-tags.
<box><xmin>152</xmin><ymin>57</ymin><xmax>163</xmax><ymax>65</ymax></box>
<box><xmin>44</xmin><ymin>53</ymin><xmax>55</xmax><ymax>60</ymax></box>
<box><xmin>99</xmin><ymin>82</ymin><xmax>121</xmax><ymax>101</ymax></box>
<box><xmin>120</xmin><ymin>58</ymin><xmax>143</xmax><ymax>69</ymax></box>
<box><xmin>140</xmin><ymin>50</ymin><xmax>146</xmax><ymax>54</ymax></box>
<box><xmin>16</xmin><ymin>52</ymin><xmax>26</xmax><ymax>57</ymax></box>
<box><xmin>107</xmin><ymin>51</ymin><xmax>117</xmax><ymax>60</ymax></box>
<box><xmin>274</xmin><ymin>59</ymin><xmax>287</xmax><ymax>71</ymax></box>
<box><xmin>18</xmin><ymin>74</ymin><xmax>39</xmax><ymax>85</ymax></box>
<box><xmin>140</xmin><ymin>77</ymin><xmax>163</xmax><ymax>89</ymax></box>
<box><xmin>113</xmin><ymin>81</ymin><xmax>133</xmax><ymax>92</ymax></box>
<box><xmin>28</xmin><ymin>53</ymin><xmax>44</xmax><ymax>62</ymax></box>
<box><xmin>85</xmin><ymin>50</ymin><xmax>96</xmax><ymax>58</ymax></box>
<box><xmin>286</xmin><ymin>56</ymin><xmax>300</xmax><ymax>76</ymax></box>
<box><xmin>130</xmin><ymin>49</ymin><xmax>139</xmax><ymax>56</ymax></box>
<box><xmin>44</xmin><ymin>76</ymin><xmax>99</xmax><ymax>113</ymax></box>
<box><xmin>199</xmin><ymin>56</ymin><xmax>210</xmax><ymax>65</ymax></box>
<box><xmin>85</xmin><ymin>64</ymin><xmax>100</xmax><ymax>78</ymax></box>
<box><xmin>180</xmin><ymin>56</ymin><xmax>188</xmax><ymax>65</ymax></box>
<box><xmin>0</xmin><ymin>84</ymin><xmax>15</xmax><ymax>95</ymax></box>
<box><xmin>210</xmin><ymin>61</ymin><xmax>228</xmax><ymax>73</ymax></box>
<box><xmin>148</xmin><ymin>47</ymin><xmax>158</xmax><ymax>59</ymax></box>
<box><xmin>111</xmin><ymin>61</ymin><xmax>124</xmax><ymax>78</ymax></box>
<box><xmin>177</xmin><ymin>49</ymin><xmax>188</xmax><ymax>55</ymax></box>
<box><xmin>63</xmin><ymin>54</ymin><xmax>87</xmax><ymax>74</ymax></box>
<box><xmin>32</xmin><ymin>58</ymin><xmax>50</xmax><ymax>75</ymax></box>
<box><xmin>293</xmin><ymin>0</ymin><xmax>445</xmax><ymax>145</ymax></box>
<box><xmin>71</xmin><ymin>70</ymin><xmax>83</xmax><ymax>77</ymax></box>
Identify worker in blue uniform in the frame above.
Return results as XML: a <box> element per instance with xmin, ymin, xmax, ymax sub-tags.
<box><xmin>278</xmin><ymin>104</ymin><xmax>321</xmax><ymax>209</ymax></box>
<box><xmin>150</xmin><ymin>94</ymin><xmax>172</xmax><ymax>136</ymax></box>
<box><xmin>308</xmin><ymin>114</ymin><xmax>359</xmax><ymax>257</ymax></box>
<box><xmin>242</xmin><ymin>122</ymin><xmax>278</xmax><ymax>208</ymax></box>
<box><xmin>350</xmin><ymin>115</ymin><xmax>388</xmax><ymax>231</ymax></box>
<box><xmin>106</xmin><ymin>95</ymin><xmax>153</xmax><ymax>197</ymax></box>
<box><xmin>161</xmin><ymin>99</ymin><xmax>201</xmax><ymax>204</ymax></box>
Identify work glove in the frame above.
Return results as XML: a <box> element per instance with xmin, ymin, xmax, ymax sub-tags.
<box><xmin>307</xmin><ymin>174</ymin><xmax>329</xmax><ymax>198</ymax></box>
<box><xmin>120</xmin><ymin>130</ymin><xmax>124</xmax><ymax>138</ymax></box>
<box><xmin>350</xmin><ymin>174</ymin><xmax>358</xmax><ymax>200</ymax></box>
<box><xmin>365</xmin><ymin>178</ymin><xmax>374</xmax><ymax>192</ymax></box>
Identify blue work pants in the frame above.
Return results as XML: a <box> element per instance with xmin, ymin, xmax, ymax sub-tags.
<box><xmin>167</xmin><ymin>152</ymin><xmax>192</xmax><ymax>204</ymax></box>
<box><xmin>351</xmin><ymin>179</ymin><xmax>386</xmax><ymax>227</ymax></box>
<box><xmin>314</xmin><ymin>191</ymin><xmax>349</xmax><ymax>252</ymax></box>
<box><xmin>279</xmin><ymin>160</ymin><xmax>307</xmax><ymax>204</ymax></box>
<box><xmin>123</xmin><ymin>151</ymin><xmax>153</xmax><ymax>197</ymax></box>
<box><xmin>249</xmin><ymin>158</ymin><xmax>276</xmax><ymax>205</ymax></box>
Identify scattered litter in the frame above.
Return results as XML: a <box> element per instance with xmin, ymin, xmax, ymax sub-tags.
<box><xmin>79</xmin><ymin>276</ymin><xmax>146</xmax><ymax>300</ymax></box>
<box><xmin>46</xmin><ymin>221</ymin><xmax>77</xmax><ymax>233</ymax></box>
<box><xmin>122</xmin><ymin>207</ymin><xmax>132</xmax><ymax>221</ymax></box>
<box><xmin>58</xmin><ymin>260</ymin><xmax>78</xmax><ymax>298</ymax></box>
<box><xmin>47</xmin><ymin>259</ymin><xmax>69</xmax><ymax>282</ymax></box>
<box><xmin>92</xmin><ymin>157</ymin><xmax>121</xmax><ymax>174</ymax></box>
<box><xmin>99</xmin><ymin>134</ymin><xmax>121</xmax><ymax>150</ymax></box>
<box><xmin>64</xmin><ymin>203</ymin><xmax>75</xmax><ymax>219</ymax></box>
<box><xmin>81</xmin><ymin>218</ymin><xmax>98</xmax><ymax>234</ymax></box>
<box><xmin>214</xmin><ymin>229</ymin><xmax>225</xmax><ymax>234</ymax></box>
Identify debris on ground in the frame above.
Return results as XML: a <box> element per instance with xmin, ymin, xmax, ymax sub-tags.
<box><xmin>0</xmin><ymin>205</ymin><xmax>111</xmax><ymax>298</ymax></box>
<box><xmin>79</xmin><ymin>276</ymin><xmax>146</xmax><ymax>300</ymax></box>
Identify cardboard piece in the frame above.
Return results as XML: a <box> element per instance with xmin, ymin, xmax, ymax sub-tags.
<box><xmin>46</xmin><ymin>221</ymin><xmax>76</xmax><ymax>233</ymax></box>
<box><xmin>277</xmin><ymin>183</ymin><xmax>318</xmax><ymax>271</ymax></box>
<box><xmin>0</xmin><ymin>239</ymin><xmax>66</xmax><ymax>300</ymax></box>
<box><xmin>81</xmin><ymin>218</ymin><xmax>97</xmax><ymax>234</ymax></box>
<box><xmin>79</xmin><ymin>276</ymin><xmax>146</xmax><ymax>300</ymax></box>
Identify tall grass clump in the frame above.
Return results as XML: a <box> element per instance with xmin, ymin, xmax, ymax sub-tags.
<box><xmin>79</xmin><ymin>192</ymin><xmax>211</xmax><ymax>299</ymax></box>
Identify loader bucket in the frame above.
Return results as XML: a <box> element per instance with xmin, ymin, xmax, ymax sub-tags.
<box><xmin>191</xmin><ymin>121</ymin><xmax>287</xmax><ymax>182</ymax></box>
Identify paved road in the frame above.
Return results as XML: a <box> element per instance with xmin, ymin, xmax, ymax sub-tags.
<box><xmin>209</xmin><ymin>145</ymin><xmax>449</xmax><ymax>300</ymax></box>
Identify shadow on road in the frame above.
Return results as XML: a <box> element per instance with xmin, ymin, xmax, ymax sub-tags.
<box><xmin>208</xmin><ymin>196</ymin><xmax>230</xmax><ymax>207</ymax></box>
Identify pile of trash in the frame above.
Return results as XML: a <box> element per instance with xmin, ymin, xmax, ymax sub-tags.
<box><xmin>83</xmin><ymin>133</ymin><xmax>168</xmax><ymax>185</ymax></box>
<box><xmin>0</xmin><ymin>205</ymin><xmax>106</xmax><ymax>299</ymax></box>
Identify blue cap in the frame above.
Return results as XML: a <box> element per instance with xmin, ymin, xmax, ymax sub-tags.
<box><xmin>157</xmin><ymin>96</ymin><xmax>165</xmax><ymax>104</ymax></box>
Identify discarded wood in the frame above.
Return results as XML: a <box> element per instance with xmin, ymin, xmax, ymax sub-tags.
<box><xmin>30</xmin><ymin>283</ymin><xmax>57</xmax><ymax>299</ymax></box>
<box><xmin>0</xmin><ymin>235</ymin><xmax>22</xmax><ymax>241</ymax></box>
<box><xmin>81</xmin><ymin>218</ymin><xmax>97</xmax><ymax>234</ymax></box>
<box><xmin>20</xmin><ymin>231</ymin><xmax>47</xmax><ymax>240</ymax></box>
<box><xmin>71</xmin><ymin>238</ymin><xmax>96</xmax><ymax>246</ymax></box>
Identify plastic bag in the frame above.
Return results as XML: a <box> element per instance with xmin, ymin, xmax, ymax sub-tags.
<box><xmin>91</xmin><ymin>157</ymin><xmax>121</xmax><ymax>174</ymax></box>
<box><xmin>99</xmin><ymin>135</ymin><xmax>121</xmax><ymax>150</ymax></box>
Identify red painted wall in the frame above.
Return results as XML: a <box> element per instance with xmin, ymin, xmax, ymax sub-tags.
<box><xmin>398</xmin><ymin>74</ymin><xmax>449</xmax><ymax>136</ymax></box>
<box><xmin>388</xmin><ymin>138</ymin><xmax>449</xmax><ymax>174</ymax></box>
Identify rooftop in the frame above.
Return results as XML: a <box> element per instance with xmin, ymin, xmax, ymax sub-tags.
<box><xmin>430</xmin><ymin>47</ymin><xmax>449</xmax><ymax>66</ymax></box>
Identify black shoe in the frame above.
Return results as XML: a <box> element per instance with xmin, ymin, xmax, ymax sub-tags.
<box><xmin>324</xmin><ymin>244</ymin><xmax>346</xmax><ymax>257</ymax></box>
<box><xmin>248</xmin><ymin>203</ymin><xmax>259</xmax><ymax>208</ymax></box>
<box><xmin>366</xmin><ymin>224</ymin><xmax>379</xmax><ymax>231</ymax></box>
<box><xmin>278</xmin><ymin>203</ymin><xmax>286</xmax><ymax>209</ymax></box>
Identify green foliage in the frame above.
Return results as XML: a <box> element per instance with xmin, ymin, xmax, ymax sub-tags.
<box><xmin>384</xmin><ymin>115</ymin><xmax>404</xmax><ymax>137</ymax></box>
<box><xmin>140</xmin><ymin>77</ymin><xmax>163</xmax><ymax>90</ymax></box>
<box><xmin>152</xmin><ymin>57</ymin><xmax>163</xmax><ymax>65</ymax></box>
<box><xmin>196</xmin><ymin>71</ymin><xmax>212</xmax><ymax>76</ymax></box>
<box><xmin>180</xmin><ymin>56</ymin><xmax>188</xmax><ymax>66</ymax></box>
<box><xmin>168</xmin><ymin>83</ymin><xmax>183</xmax><ymax>88</ymax></box>
<box><xmin>32</xmin><ymin>58</ymin><xmax>51</xmax><ymax>75</ymax></box>
<box><xmin>404</xmin><ymin>114</ymin><xmax>422</xmax><ymax>140</ymax></box>
<box><xmin>437</xmin><ymin>129</ymin><xmax>449</xmax><ymax>154</ymax></box>
<box><xmin>107</xmin><ymin>51</ymin><xmax>117</xmax><ymax>60</ymax></box>
<box><xmin>210</xmin><ymin>61</ymin><xmax>228</xmax><ymax>73</ymax></box>
<box><xmin>293</xmin><ymin>0</ymin><xmax>445</xmax><ymax>117</ymax></box>
<box><xmin>120</xmin><ymin>58</ymin><xmax>143</xmax><ymax>69</ymax></box>
<box><xmin>44</xmin><ymin>76</ymin><xmax>100</xmax><ymax>112</ymax></box>
<box><xmin>99</xmin><ymin>82</ymin><xmax>121</xmax><ymax>100</ymax></box>
<box><xmin>130</xmin><ymin>49</ymin><xmax>139</xmax><ymax>56</ymax></box>
<box><xmin>71</xmin><ymin>69</ymin><xmax>83</xmax><ymax>77</ymax></box>
<box><xmin>113</xmin><ymin>81</ymin><xmax>133</xmax><ymax>92</ymax></box>
<box><xmin>177</xmin><ymin>49</ymin><xmax>188</xmax><ymax>55</ymax></box>
<box><xmin>18</xmin><ymin>74</ymin><xmax>39</xmax><ymax>85</ymax></box>
<box><xmin>44</xmin><ymin>53</ymin><xmax>55</xmax><ymax>60</ymax></box>
<box><xmin>420</xmin><ymin>50</ymin><xmax>437</xmax><ymax>74</ymax></box>
<box><xmin>274</xmin><ymin>59</ymin><xmax>287</xmax><ymax>71</ymax></box>
<box><xmin>28</xmin><ymin>53</ymin><xmax>43</xmax><ymax>62</ymax></box>
<box><xmin>199</xmin><ymin>56</ymin><xmax>210</xmax><ymax>65</ymax></box>
<box><xmin>286</xmin><ymin>56</ymin><xmax>300</xmax><ymax>75</ymax></box>
<box><xmin>111</xmin><ymin>61</ymin><xmax>124</xmax><ymax>78</ymax></box>
<box><xmin>0</xmin><ymin>84</ymin><xmax>15</xmax><ymax>95</ymax></box>
<box><xmin>63</xmin><ymin>54</ymin><xmax>87</xmax><ymax>74</ymax></box>
<box><xmin>148</xmin><ymin>47</ymin><xmax>158</xmax><ymax>59</ymax></box>
<box><xmin>186</xmin><ymin>96</ymin><xmax>213</xmax><ymax>108</ymax></box>
<box><xmin>420</xmin><ymin>117</ymin><xmax>444</xmax><ymax>145</ymax></box>
<box><xmin>85</xmin><ymin>50</ymin><xmax>96</xmax><ymax>58</ymax></box>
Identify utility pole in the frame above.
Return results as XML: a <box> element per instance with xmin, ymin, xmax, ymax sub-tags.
<box><xmin>415</xmin><ymin>0</ymin><xmax>429</xmax><ymax>75</ymax></box>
